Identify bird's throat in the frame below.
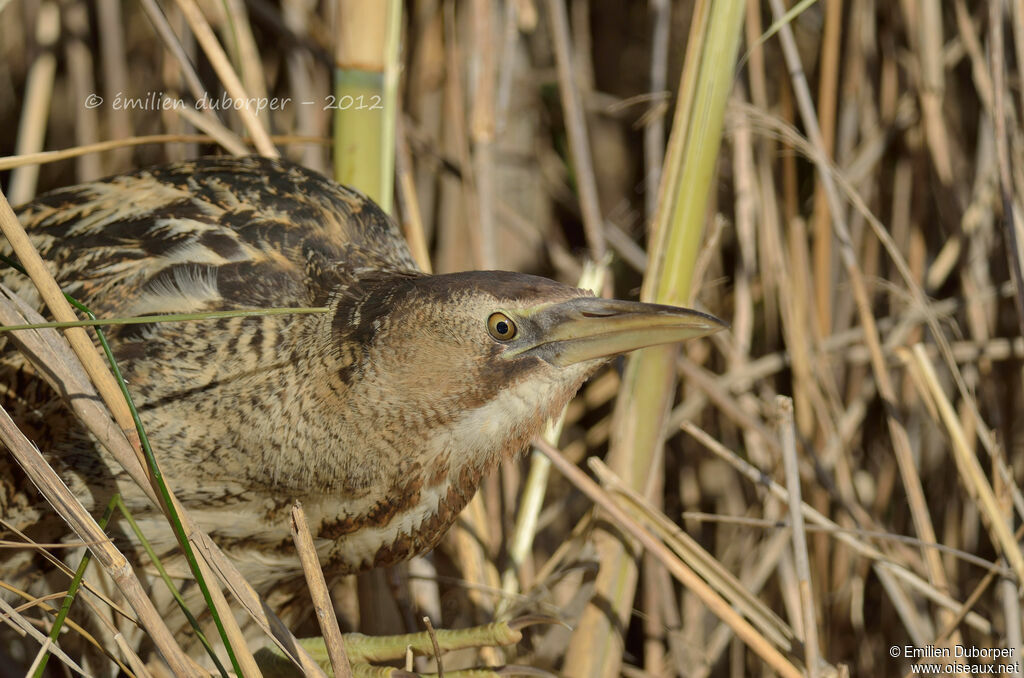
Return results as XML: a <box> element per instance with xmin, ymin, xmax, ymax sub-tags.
<box><xmin>316</xmin><ymin>363</ymin><xmax>595</xmax><ymax>571</ymax></box>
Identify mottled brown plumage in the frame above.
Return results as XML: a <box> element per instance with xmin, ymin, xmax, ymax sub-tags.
<box><xmin>0</xmin><ymin>156</ymin><xmax>723</xmax><ymax>673</ymax></box>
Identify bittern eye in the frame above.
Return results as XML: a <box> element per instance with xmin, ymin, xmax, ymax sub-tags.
<box><xmin>487</xmin><ymin>312</ymin><xmax>517</xmax><ymax>341</ymax></box>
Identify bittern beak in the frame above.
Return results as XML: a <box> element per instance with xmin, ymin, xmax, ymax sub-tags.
<box><xmin>510</xmin><ymin>297</ymin><xmax>728</xmax><ymax>367</ymax></box>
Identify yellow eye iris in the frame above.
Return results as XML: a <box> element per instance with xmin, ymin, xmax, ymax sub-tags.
<box><xmin>487</xmin><ymin>312</ymin><xmax>517</xmax><ymax>341</ymax></box>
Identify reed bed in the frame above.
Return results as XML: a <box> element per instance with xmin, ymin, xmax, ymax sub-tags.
<box><xmin>0</xmin><ymin>1</ymin><xmax>1022</xmax><ymax>676</ymax></box>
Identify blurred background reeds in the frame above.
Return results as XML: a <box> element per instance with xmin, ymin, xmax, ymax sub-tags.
<box><xmin>1</xmin><ymin>0</ymin><xmax>1023</xmax><ymax>676</ymax></box>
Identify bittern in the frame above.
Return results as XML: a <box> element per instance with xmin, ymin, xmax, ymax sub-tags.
<box><xmin>0</xmin><ymin>156</ymin><xmax>724</xmax><ymax>674</ymax></box>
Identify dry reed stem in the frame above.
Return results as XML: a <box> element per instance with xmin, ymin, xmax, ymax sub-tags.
<box><xmin>291</xmin><ymin>502</ymin><xmax>353</xmax><ymax>678</ymax></box>
<box><xmin>729</xmin><ymin>89</ymin><xmax>756</xmax><ymax>367</ymax></box>
<box><xmin>0</xmin><ymin>407</ymin><xmax>193</xmax><ymax>677</ymax></box>
<box><xmin>137</xmin><ymin>0</ymin><xmax>205</xmax><ymax>104</ymax></box>
<box><xmin>8</xmin><ymin>2</ymin><xmax>58</xmax><ymax>205</ymax></box>
<box><xmin>395</xmin><ymin>117</ymin><xmax>433</xmax><ymax>273</ymax></box>
<box><xmin>0</xmin><ymin>577</ymin><xmax>131</xmax><ymax>661</ymax></box>
<box><xmin>776</xmin><ymin>396</ymin><xmax>822</xmax><ymax>678</ymax></box>
<box><xmin>493</xmin><ymin>1</ymin><xmax>519</xmax><ymax>136</ymax></box>
<box><xmin>741</xmin><ymin>98</ymin><xmax>1024</xmax><ymax>522</ymax></box>
<box><xmin>989</xmin><ymin>0</ymin><xmax>1024</xmax><ymax>344</ymax></box>
<box><xmin>95</xmin><ymin>0</ymin><xmax>133</xmax><ymax>173</ymax></box>
<box><xmin>589</xmin><ymin>458</ymin><xmax>795</xmax><ymax>651</ymax></box>
<box><xmin>469</xmin><ymin>0</ymin><xmax>497</xmax><ymax>270</ymax></box>
<box><xmin>676</xmin><ymin>513</ymin><xmax>1005</xmax><ymax>574</ymax></box>
<box><xmin>810</xmin><ymin>0</ymin><xmax>842</xmax><ymax>339</ymax></box>
<box><xmin>221</xmin><ymin>0</ymin><xmax>268</xmax><ymax>103</ymax></box>
<box><xmin>536</xmin><ymin>439</ymin><xmax>804</xmax><ymax>678</ymax></box>
<box><xmin>194</xmin><ymin>548</ymin><xmax>263</xmax><ymax>677</ymax></box>
<box><xmin>136</xmin><ymin>0</ymin><xmax>251</xmax><ymax>157</ymax></box>
<box><xmin>640</xmin><ymin>551</ymin><xmax>666</xmax><ymax>676</ymax></box>
<box><xmin>63</xmin><ymin>3</ymin><xmax>102</xmax><ymax>183</ymax></box>
<box><xmin>112</xmin><ymin>634</ymin><xmax>154</xmax><ymax>678</ymax></box>
<box><xmin>644</xmin><ymin>0</ymin><xmax>670</xmax><ymax>225</ymax></box>
<box><xmin>0</xmin><ymin>596</ymin><xmax>86</xmax><ymax>676</ymax></box>
<box><xmin>544</xmin><ymin>0</ymin><xmax>606</xmax><ymax>261</ymax></box>
<box><xmin>0</xmin><ymin>135</ymin><xmax>329</xmax><ymax>171</ymax></box>
<box><xmin>439</xmin><ymin>0</ymin><xmax>484</xmax><ymax>271</ymax></box>
<box><xmin>908</xmin><ymin>345</ymin><xmax>1024</xmax><ymax>585</ymax></box>
<box><xmin>681</xmin><ymin>422</ymin><xmax>994</xmax><ymax>635</ymax></box>
<box><xmin>766</xmin><ymin>0</ymin><xmax>957</xmax><ymax>609</ymax></box>
<box><xmin>911</xmin><ymin>0</ymin><xmax>954</xmax><ymax>185</ymax></box>
<box><xmin>173</xmin><ymin>0</ymin><xmax>277</xmax><ymax>158</ymax></box>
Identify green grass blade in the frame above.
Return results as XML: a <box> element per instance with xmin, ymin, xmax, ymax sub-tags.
<box><xmin>112</xmin><ymin>495</ymin><xmax>227</xmax><ymax>674</ymax></box>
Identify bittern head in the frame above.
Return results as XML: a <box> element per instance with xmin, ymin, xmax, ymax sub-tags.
<box><xmin>321</xmin><ymin>270</ymin><xmax>726</xmax><ymax>479</ymax></box>
<box><xmin>283</xmin><ymin>268</ymin><xmax>726</xmax><ymax>569</ymax></box>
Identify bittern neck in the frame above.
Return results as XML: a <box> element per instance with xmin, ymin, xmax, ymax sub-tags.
<box><xmin>310</xmin><ymin>362</ymin><xmax>597</xmax><ymax>572</ymax></box>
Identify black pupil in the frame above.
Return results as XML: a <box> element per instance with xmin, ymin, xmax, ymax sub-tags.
<box><xmin>496</xmin><ymin>321</ymin><xmax>509</xmax><ymax>335</ymax></box>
